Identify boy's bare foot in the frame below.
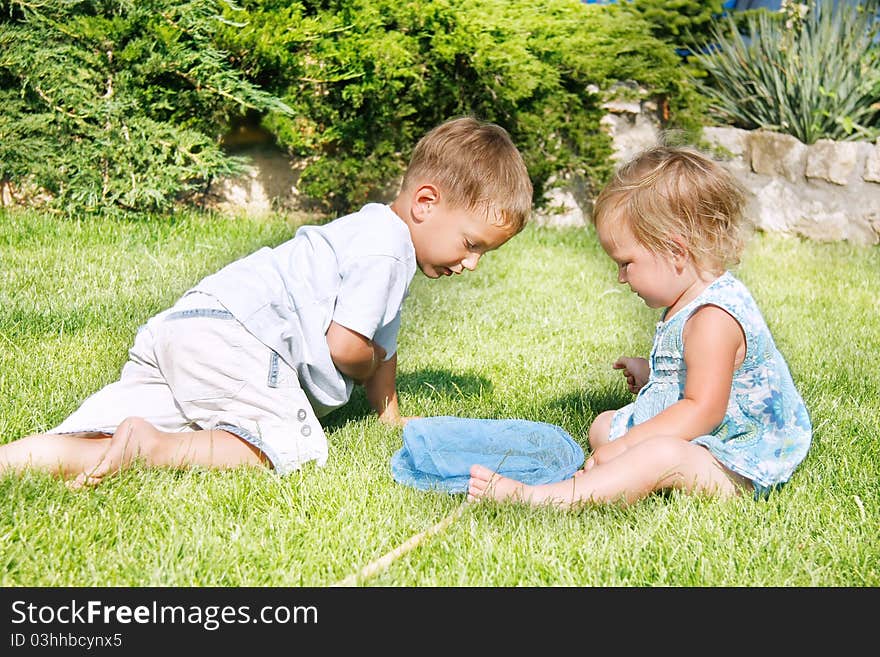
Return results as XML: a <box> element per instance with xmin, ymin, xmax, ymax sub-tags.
<box><xmin>67</xmin><ymin>417</ymin><xmax>159</xmax><ymax>489</ymax></box>
<box><xmin>467</xmin><ymin>464</ymin><xmax>530</xmax><ymax>503</ymax></box>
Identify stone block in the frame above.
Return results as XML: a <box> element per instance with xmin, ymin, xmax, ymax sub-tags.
<box><xmin>805</xmin><ymin>139</ymin><xmax>862</xmax><ymax>185</ymax></box>
<box><xmin>601</xmin><ymin>112</ymin><xmax>660</xmax><ymax>165</ymax></box>
<box><xmin>748</xmin><ymin>131</ymin><xmax>807</xmax><ymax>183</ymax></box>
<box><xmin>702</xmin><ymin>126</ymin><xmax>751</xmax><ymax>172</ymax></box>
<box><xmin>533</xmin><ymin>186</ymin><xmax>587</xmax><ymax>228</ymax></box>
<box><xmin>744</xmin><ymin>176</ymin><xmax>879</xmax><ymax>245</ymax></box>
<box><xmin>601</xmin><ymin>99</ymin><xmax>642</xmax><ymax>114</ymax></box>
<box><xmin>865</xmin><ymin>139</ymin><xmax>880</xmax><ymax>183</ymax></box>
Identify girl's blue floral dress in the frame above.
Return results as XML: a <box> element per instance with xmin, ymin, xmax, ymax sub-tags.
<box><xmin>608</xmin><ymin>271</ymin><xmax>812</xmax><ymax>496</ymax></box>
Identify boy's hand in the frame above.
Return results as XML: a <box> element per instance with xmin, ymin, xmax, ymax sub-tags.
<box><xmin>378</xmin><ymin>414</ymin><xmax>420</xmax><ymax>428</ymax></box>
<box><xmin>366</xmin><ymin>352</ymin><xmax>403</xmax><ymax>422</ymax></box>
<box><xmin>613</xmin><ymin>357</ymin><xmax>650</xmax><ymax>394</ymax></box>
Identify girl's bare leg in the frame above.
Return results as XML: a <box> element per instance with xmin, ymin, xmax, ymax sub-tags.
<box><xmin>588</xmin><ymin>410</ymin><xmax>616</xmax><ymax>450</ymax></box>
<box><xmin>468</xmin><ymin>435</ymin><xmax>749</xmax><ymax>509</ymax></box>
<box><xmin>69</xmin><ymin>416</ymin><xmax>267</xmax><ymax>488</ymax></box>
<box><xmin>568</xmin><ymin>410</ymin><xmax>618</xmax><ymax>479</ymax></box>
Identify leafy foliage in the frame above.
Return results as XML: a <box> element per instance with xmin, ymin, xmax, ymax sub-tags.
<box><xmin>0</xmin><ymin>0</ymin><xmax>291</xmax><ymax>214</ymax></box>
<box><xmin>612</xmin><ymin>0</ymin><xmax>731</xmax><ymax>52</ymax></box>
<box><xmin>1</xmin><ymin>0</ymin><xmax>705</xmax><ymax>216</ymax></box>
<box><xmin>219</xmin><ymin>0</ymin><xmax>703</xmax><ymax>214</ymax></box>
<box><xmin>696</xmin><ymin>0</ymin><xmax>880</xmax><ymax>143</ymax></box>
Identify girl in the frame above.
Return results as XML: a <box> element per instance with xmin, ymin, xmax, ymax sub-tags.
<box><xmin>469</xmin><ymin>146</ymin><xmax>812</xmax><ymax>508</ymax></box>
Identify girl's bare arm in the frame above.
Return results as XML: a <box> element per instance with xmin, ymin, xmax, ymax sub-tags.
<box><xmin>611</xmin><ymin>305</ymin><xmax>745</xmax><ymax>449</ymax></box>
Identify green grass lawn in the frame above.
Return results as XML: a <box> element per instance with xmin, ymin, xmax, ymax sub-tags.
<box><xmin>1</xmin><ymin>208</ymin><xmax>878</xmax><ymax>586</ymax></box>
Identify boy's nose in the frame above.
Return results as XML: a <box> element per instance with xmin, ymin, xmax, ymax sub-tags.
<box><xmin>462</xmin><ymin>253</ymin><xmax>481</xmax><ymax>271</ymax></box>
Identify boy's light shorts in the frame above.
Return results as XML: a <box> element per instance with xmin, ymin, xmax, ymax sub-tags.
<box><xmin>51</xmin><ymin>292</ymin><xmax>328</xmax><ymax>474</ymax></box>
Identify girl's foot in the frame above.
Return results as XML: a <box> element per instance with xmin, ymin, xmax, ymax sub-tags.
<box><xmin>467</xmin><ymin>464</ymin><xmax>530</xmax><ymax>503</ymax></box>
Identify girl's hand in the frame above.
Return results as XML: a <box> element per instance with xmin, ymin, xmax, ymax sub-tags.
<box><xmin>613</xmin><ymin>357</ymin><xmax>650</xmax><ymax>394</ymax></box>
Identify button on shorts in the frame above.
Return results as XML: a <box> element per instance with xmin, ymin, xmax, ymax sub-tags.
<box><xmin>51</xmin><ymin>292</ymin><xmax>328</xmax><ymax>474</ymax></box>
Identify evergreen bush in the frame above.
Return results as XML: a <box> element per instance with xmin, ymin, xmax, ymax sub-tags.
<box><xmin>1</xmin><ymin>0</ymin><xmax>704</xmax><ymax>216</ymax></box>
<box><xmin>612</xmin><ymin>0</ymin><xmax>731</xmax><ymax>52</ymax></box>
<box><xmin>0</xmin><ymin>0</ymin><xmax>291</xmax><ymax>214</ymax></box>
<box><xmin>220</xmin><ymin>0</ymin><xmax>704</xmax><ymax>214</ymax></box>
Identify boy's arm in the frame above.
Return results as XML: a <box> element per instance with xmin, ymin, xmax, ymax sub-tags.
<box><xmin>364</xmin><ymin>353</ymin><xmax>405</xmax><ymax>427</ymax></box>
<box><xmin>326</xmin><ymin>320</ymin><xmax>409</xmax><ymax>426</ymax></box>
<box><xmin>326</xmin><ymin>321</ymin><xmax>385</xmax><ymax>383</ymax></box>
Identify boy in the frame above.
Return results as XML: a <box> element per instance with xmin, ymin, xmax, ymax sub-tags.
<box><xmin>0</xmin><ymin>116</ymin><xmax>533</xmax><ymax>487</ymax></box>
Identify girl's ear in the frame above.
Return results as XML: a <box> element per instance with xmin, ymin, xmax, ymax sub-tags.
<box><xmin>410</xmin><ymin>184</ymin><xmax>440</xmax><ymax>223</ymax></box>
<box><xmin>670</xmin><ymin>235</ymin><xmax>690</xmax><ymax>272</ymax></box>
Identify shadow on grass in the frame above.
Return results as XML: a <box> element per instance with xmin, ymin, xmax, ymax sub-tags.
<box><xmin>321</xmin><ymin>368</ymin><xmax>494</xmax><ymax>431</ymax></box>
<box><xmin>542</xmin><ymin>386</ymin><xmax>631</xmax><ymax>426</ymax></box>
<box><xmin>322</xmin><ymin>366</ymin><xmax>631</xmax><ymax>448</ymax></box>
<box><xmin>395</xmin><ymin>368</ymin><xmax>494</xmax><ymax>398</ymax></box>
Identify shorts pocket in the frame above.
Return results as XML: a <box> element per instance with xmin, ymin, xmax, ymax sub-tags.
<box><xmin>155</xmin><ymin>312</ymin><xmax>248</xmax><ymax>402</ymax></box>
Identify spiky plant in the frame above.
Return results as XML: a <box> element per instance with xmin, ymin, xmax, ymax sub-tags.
<box><xmin>696</xmin><ymin>0</ymin><xmax>880</xmax><ymax>143</ymax></box>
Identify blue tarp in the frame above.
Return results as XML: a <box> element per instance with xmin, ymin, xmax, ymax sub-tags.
<box><xmin>391</xmin><ymin>416</ymin><xmax>585</xmax><ymax>494</ymax></box>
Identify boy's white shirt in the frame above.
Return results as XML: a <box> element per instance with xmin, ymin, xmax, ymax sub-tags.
<box><xmin>192</xmin><ymin>203</ymin><xmax>416</xmax><ymax>417</ymax></box>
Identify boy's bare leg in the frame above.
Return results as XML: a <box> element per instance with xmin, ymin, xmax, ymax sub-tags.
<box><xmin>69</xmin><ymin>417</ymin><xmax>267</xmax><ymax>488</ymax></box>
<box><xmin>0</xmin><ymin>431</ymin><xmax>116</xmax><ymax>478</ymax></box>
<box><xmin>468</xmin><ymin>435</ymin><xmax>748</xmax><ymax>509</ymax></box>
<box><xmin>0</xmin><ymin>417</ymin><xmax>267</xmax><ymax>486</ymax></box>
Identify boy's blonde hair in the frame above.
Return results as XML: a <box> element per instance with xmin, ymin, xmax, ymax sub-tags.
<box><xmin>592</xmin><ymin>145</ymin><xmax>749</xmax><ymax>274</ymax></box>
<box><xmin>401</xmin><ymin>116</ymin><xmax>533</xmax><ymax>233</ymax></box>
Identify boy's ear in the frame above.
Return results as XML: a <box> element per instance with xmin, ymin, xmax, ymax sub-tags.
<box><xmin>410</xmin><ymin>184</ymin><xmax>440</xmax><ymax>223</ymax></box>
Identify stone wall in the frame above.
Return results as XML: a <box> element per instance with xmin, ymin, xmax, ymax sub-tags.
<box><xmin>535</xmin><ymin>98</ymin><xmax>880</xmax><ymax>245</ymax></box>
<box><xmin>702</xmin><ymin>127</ymin><xmax>880</xmax><ymax>245</ymax></box>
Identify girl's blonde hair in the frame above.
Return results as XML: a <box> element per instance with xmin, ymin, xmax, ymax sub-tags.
<box><xmin>401</xmin><ymin>116</ymin><xmax>533</xmax><ymax>233</ymax></box>
<box><xmin>592</xmin><ymin>145</ymin><xmax>749</xmax><ymax>274</ymax></box>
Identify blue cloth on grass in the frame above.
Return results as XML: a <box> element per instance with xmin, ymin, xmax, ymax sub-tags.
<box><xmin>391</xmin><ymin>416</ymin><xmax>585</xmax><ymax>494</ymax></box>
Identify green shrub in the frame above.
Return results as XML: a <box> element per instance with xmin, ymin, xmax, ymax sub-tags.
<box><xmin>0</xmin><ymin>0</ymin><xmax>291</xmax><ymax>215</ymax></box>
<box><xmin>0</xmin><ymin>0</ymin><xmax>705</xmax><ymax>216</ymax></box>
<box><xmin>220</xmin><ymin>0</ymin><xmax>704</xmax><ymax>214</ymax></box>
<box><xmin>696</xmin><ymin>0</ymin><xmax>880</xmax><ymax>143</ymax></box>
<box><xmin>613</xmin><ymin>0</ymin><xmax>731</xmax><ymax>52</ymax></box>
